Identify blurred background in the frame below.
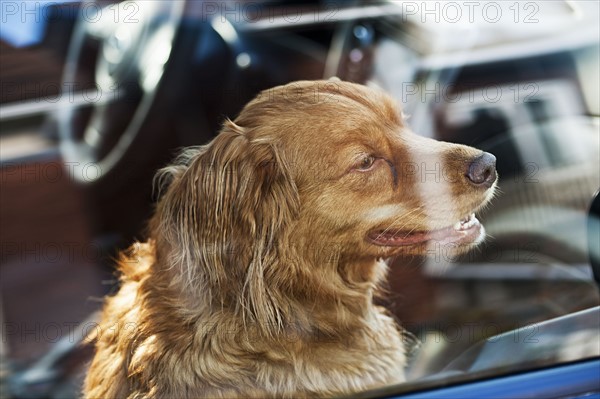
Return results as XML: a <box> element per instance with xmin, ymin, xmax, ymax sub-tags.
<box><xmin>1</xmin><ymin>1</ymin><xmax>599</xmax><ymax>397</ymax></box>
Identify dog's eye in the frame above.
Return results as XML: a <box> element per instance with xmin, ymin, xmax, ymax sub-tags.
<box><xmin>356</xmin><ymin>155</ymin><xmax>376</xmax><ymax>171</ymax></box>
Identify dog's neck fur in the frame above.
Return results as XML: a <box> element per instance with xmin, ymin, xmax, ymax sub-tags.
<box><xmin>143</xmin><ymin>234</ymin><xmax>387</xmax><ymax>348</ymax></box>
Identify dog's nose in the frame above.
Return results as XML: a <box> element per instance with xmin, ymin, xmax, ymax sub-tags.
<box><xmin>466</xmin><ymin>152</ymin><xmax>497</xmax><ymax>188</ymax></box>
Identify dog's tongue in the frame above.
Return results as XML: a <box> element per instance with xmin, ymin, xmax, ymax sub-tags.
<box><xmin>369</xmin><ymin>229</ymin><xmax>448</xmax><ymax>246</ymax></box>
<box><xmin>368</xmin><ymin>214</ymin><xmax>481</xmax><ymax>247</ymax></box>
<box><xmin>371</xmin><ymin>230</ymin><xmax>432</xmax><ymax>246</ymax></box>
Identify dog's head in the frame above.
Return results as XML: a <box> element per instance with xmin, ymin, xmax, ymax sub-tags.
<box><xmin>152</xmin><ymin>80</ymin><xmax>496</xmax><ymax>324</ymax></box>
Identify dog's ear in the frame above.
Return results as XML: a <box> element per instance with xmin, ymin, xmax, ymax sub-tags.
<box><xmin>154</xmin><ymin>120</ymin><xmax>299</xmax><ymax>333</ymax></box>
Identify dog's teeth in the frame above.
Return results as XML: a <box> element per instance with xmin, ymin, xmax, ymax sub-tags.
<box><xmin>454</xmin><ymin>214</ymin><xmax>477</xmax><ymax>231</ymax></box>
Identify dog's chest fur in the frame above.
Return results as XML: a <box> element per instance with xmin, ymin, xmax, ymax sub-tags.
<box><xmin>86</xmin><ymin>277</ymin><xmax>406</xmax><ymax>398</ymax></box>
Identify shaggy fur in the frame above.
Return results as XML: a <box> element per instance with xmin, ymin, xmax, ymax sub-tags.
<box><xmin>84</xmin><ymin>80</ymin><xmax>496</xmax><ymax>398</ymax></box>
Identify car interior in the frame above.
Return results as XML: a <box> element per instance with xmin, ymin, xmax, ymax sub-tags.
<box><xmin>1</xmin><ymin>1</ymin><xmax>599</xmax><ymax>398</ymax></box>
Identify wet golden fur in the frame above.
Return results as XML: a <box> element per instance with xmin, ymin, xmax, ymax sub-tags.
<box><xmin>84</xmin><ymin>80</ymin><xmax>495</xmax><ymax>398</ymax></box>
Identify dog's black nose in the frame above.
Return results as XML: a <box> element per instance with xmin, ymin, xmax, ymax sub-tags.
<box><xmin>467</xmin><ymin>152</ymin><xmax>497</xmax><ymax>188</ymax></box>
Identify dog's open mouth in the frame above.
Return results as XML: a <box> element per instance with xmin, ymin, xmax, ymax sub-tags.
<box><xmin>368</xmin><ymin>213</ymin><xmax>483</xmax><ymax>247</ymax></box>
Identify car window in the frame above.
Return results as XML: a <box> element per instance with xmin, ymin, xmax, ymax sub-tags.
<box><xmin>1</xmin><ymin>1</ymin><xmax>599</xmax><ymax>398</ymax></box>
<box><xmin>327</xmin><ymin>1</ymin><xmax>600</xmax><ymax>392</ymax></box>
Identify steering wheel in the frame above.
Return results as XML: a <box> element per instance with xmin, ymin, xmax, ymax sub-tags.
<box><xmin>58</xmin><ymin>0</ymin><xmax>185</xmax><ymax>184</ymax></box>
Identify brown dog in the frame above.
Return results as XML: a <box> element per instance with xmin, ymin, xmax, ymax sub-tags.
<box><xmin>84</xmin><ymin>80</ymin><xmax>496</xmax><ymax>398</ymax></box>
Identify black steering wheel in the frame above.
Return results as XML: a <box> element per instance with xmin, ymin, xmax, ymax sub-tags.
<box><xmin>58</xmin><ymin>0</ymin><xmax>185</xmax><ymax>183</ymax></box>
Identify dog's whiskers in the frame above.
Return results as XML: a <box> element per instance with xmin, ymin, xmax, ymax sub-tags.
<box><xmin>375</xmin><ymin>206</ymin><xmax>424</xmax><ymax>240</ymax></box>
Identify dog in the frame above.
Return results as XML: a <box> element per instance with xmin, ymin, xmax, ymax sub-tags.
<box><xmin>84</xmin><ymin>80</ymin><xmax>497</xmax><ymax>398</ymax></box>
